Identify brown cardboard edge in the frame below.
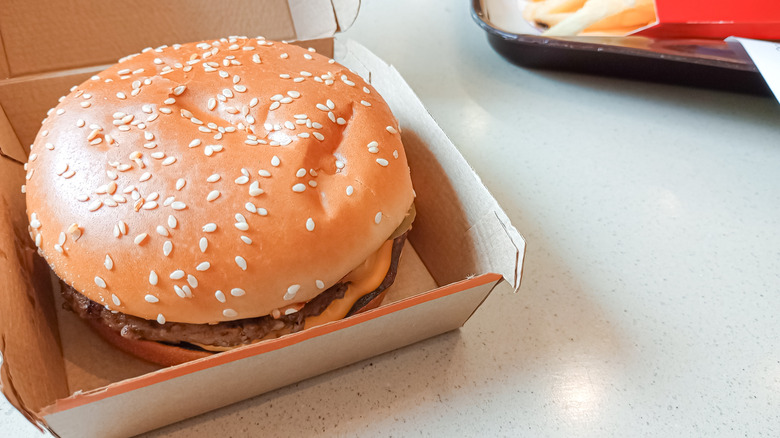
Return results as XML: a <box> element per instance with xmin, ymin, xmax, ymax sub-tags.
<box><xmin>0</xmin><ymin>104</ymin><xmax>26</xmax><ymax>163</ymax></box>
<box><xmin>40</xmin><ymin>272</ymin><xmax>502</xmax><ymax>416</ymax></box>
<box><xmin>0</xmin><ymin>29</ymin><xmax>9</xmax><ymax>79</ymax></box>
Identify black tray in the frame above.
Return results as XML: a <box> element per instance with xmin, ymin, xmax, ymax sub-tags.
<box><xmin>471</xmin><ymin>0</ymin><xmax>770</xmax><ymax>95</ymax></box>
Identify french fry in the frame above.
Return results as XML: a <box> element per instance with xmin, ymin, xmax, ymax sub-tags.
<box><xmin>523</xmin><ymin>0</ymin><xmax>656</xmax><ymax>36</ymax></box>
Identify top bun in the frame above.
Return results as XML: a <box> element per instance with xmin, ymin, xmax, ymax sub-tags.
<box><xmin>25</xmin><ymin>37</ymin><xmax>414</xmax><ymax>324</ymax></box>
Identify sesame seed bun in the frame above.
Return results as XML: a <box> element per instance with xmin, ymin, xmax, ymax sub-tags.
<box><xmin>25</xmin><ymin>36</ymin><xmax>414</xmax><ymax>333</ymax></box>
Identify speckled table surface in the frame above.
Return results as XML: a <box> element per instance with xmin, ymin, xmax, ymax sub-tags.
<box><xmin>3</xmin><ymin>1</ymin><xmax>780</xmax><ymax>436</ymax></box>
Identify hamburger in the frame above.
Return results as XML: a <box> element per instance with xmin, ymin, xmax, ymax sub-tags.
<box><xmin>23</xmin><ymin>36</ymin><xmax>416</xmax><ymax>366</ymax></box>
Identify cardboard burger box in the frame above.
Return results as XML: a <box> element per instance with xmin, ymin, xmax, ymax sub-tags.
<box><xmin>0</xmin><ymin>1</ymin><xmax>525</xmax><ymax>437</ymax></box>
<box><xmin>514</xmin><ymin>0</ymin><xmax>779</xmax><ymax>39</ymax></box>
<box><xmin>633</xmin><ymin>0</ymin><xmax>779</xmax><ymax>40</ymax></box>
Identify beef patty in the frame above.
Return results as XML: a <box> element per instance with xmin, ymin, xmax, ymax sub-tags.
<box><xmin>61</xmin><ymin>233</ymin><xmax>407</xmax><ymax>348</ymax></box>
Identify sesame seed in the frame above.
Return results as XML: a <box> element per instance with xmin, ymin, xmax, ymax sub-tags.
<box><xmin>207</xmin><ymin>190</ymin><xmax>220</xmax><ymax>202</ymax></box>
<box><xmin>104</xmin><ymin>255</ymin><xmax>114</xmax><ymax>270</ymax></box>
<box><xmin>173</xmin><ymin>85</ymin><xmax>186</xmax><ymax>96</ymax></box>
<box><xmin>163</xmin><ymin>240</ymin><xmax>173</xmax><ymax>256</ymax></box>
<box><xmin>336</xmin><ymin>117</ymin><xmax>346</xmax><ymax>125</ymax></box>
<box><xmin>199</xmin><ymin>237</ymin><xmax>208</xmax><ymax>253</ymax></box>
<box><xmin>346</xmin><ymin>185</ymin><xmax>354</xmax><ymax>196</ymax></box>
<box><xmin>235</xmin><ymin>175</ymin><xmax>249</xmax><ymax>185</ymax></box>
<box><xmin>269</xmin><ymin>101</ymin><xmax>281</xmax><ymax>111</ymax></box>
<box><xmin>156</xmin><ymin>225</ymin><xmax>169</xmax><ymax>236</ymax></box>
<box><xmin>223</xmin><ymin>309</ymin><xmax>238</xmax><ymax>318</ymax></box>
<box><xmin>140</xmin><ymin>172</ymin><xmax>152</xmax><ymax>182</ymax></box>
<box><xmin>292</xmin><ymin>183</ymin><xmax>306</xmax><ymax>193</ymax></box>
<box><xmin>363</xmin><ymin>87</ymin><xmax>371</xmax><ymax>93</ymax></box>
<box><xmin>174</xmin><ymin>286</ymin><xmax>186</xmax><ymax>298</ymax></box>
<box><xmin>145</xmin><ymin>294</ymin><xmax>159</xmax><ymax>303</ymax></box>
<box><xmin>87</xmin><ymin>200</ymin><xmax>103</xmax><ymax>212</ymax></box>
<box><xmin>156</xmin><ymin>314</ymin><xmax>166</xmax><ymax>324</ymax></box>
<box><xmin>58</xmin><ymin>232</ymin><xmax>66</xmax><ymax>245</ymax></box>
<box><xmin>164</xmin><ymin>97</ymin><xmax>176</xmax><ymax>105</ymax></box>
<box><xmin>271</xmin><ymin>156</ymin><xmax>281</xmax><ymax>167</ymax></box>
<box><xmin>367</xmin><ymin>141</ymin><xmax>379</xmax><ymax>148</ymax></box>
<box><xmin>116</xmin><ymin>92</ymin><xmax>126</xmax><ymax>99</ymax></box>
<box><xmin>196</xmin><ymin>262</ymin><xmax>210</xmax><ymax>271</ymax></box>
<box><xmin>316</xmin><ymin>103</ymin><xmax>328</xmax><ymax>111</ymax></box>
<box><xmin>316</xmin><ymin>280</ymin><xmax>325</xmax><ymax>289</ymax></box>
<box><xmin>207</xmin><ymin>174</ymin><xmax>221</xmax><ymax>183</ymax></box>
<box><xmin>326</xmin><ymin>99</ymin><xmax>335</xmax><ymax>109</ymax></box>
<box><xmin>189</xmin><ymin>139</ymin><xmax>202</xmax><ymax>148</ymax></box>
<box><xmin>171</xmin><ymin>201</ymin><xmax>187</xmax><ymax>210</ymax></box>
<box><xmin>175</xmin><ymin>178</ymin><xmax>186</xmax><ymax>191</ymax></box>
<box><xmin>94</xmin><ymin>276</ymin><xmax>107</xmax><ymax>288</ymax></box>
<box><xmin>284</xmin><ymin>284</ymin><xmax>300</xmax><ymax>301</ymax></box>
<box><xmin>245</xmin><ymin>202</ymin><xmax>257</xmax><ymax>213</ymax></box>
<box><xmin>142</xmin><ymin>201</ymin><xmax>159</xmax><ymax>210</ymax></box>
<box><xmin>296</xmin><ymin>168</ymin><xmax>307</xmax><ymax>178</ymax></box>
<box><xmin>375</xmin><ymin>212</ymin><xmax>383</xmax><ymax>224</ymax></box>
<box><xmin>240</xmin><ymin>235</ymin><xmax>252</xmax><ymax>244</ymax></box>
<box><xmin>188</xmin><ymin>275</ymin><xmax>198</xmax><ymax>288</ymax></box>
<box><xmin>235</xmin><ymin>256</ymin><xmax>247</xmax><ymax>270</ymax></box>
<box><xmin>360</xmin><ymin>100</ymin><xmax>371</xmax><ymax>107</ymax></box>
<box><xmin>250</xmin><ymin>97</ymin><xmax>259</xmax><ymax>107</ymax></box>
<box><xmin>215</xmin><ymin>290</ymin><xmax>226</xmax><ymax>303</ymax></box>
<box><xmin>231</xmin><ymin>288</ymin><xmax>246</xmax><ymax>297</ymax></box>
<box><xmin>134</xmin><ymin>233</ymin><xmax>148</xmax><ymax>245</ymax></box>
<box><xmin>376</xmin><ymin>158</ymin><xmax>389</xmax><ymax>167</ymax></box>
<box><xmin>386</xmin><ymin>126</ymin><xmax>398</xmax><ymax>134</ymax></box>
<box><xmin>234</xmin><ymin>222</ymin><xmax>249</xmax><ymax>231</ymax></box>
<box><xmin>313</xmin><ymin>132</ymin><xmax>324</xmax><ymax>141</ymax></box>
<box><xmin>170</xmin><ymin>270</ymin><xmax>185</xmax><ymax>280</ymax></box>
<box><xmin>112</xmin><ymin>294</ymin><xmax>121</xmax><ymax>306</ymax></box>
<box><xmin>306</xmin><ymin>218</ymin><xmax>315</xmax><ymax>231</ymax></box>
<box><xmin>202</xmin><ymin>223</ymin><xmax>217</xmax><ymax>232</ymax></box>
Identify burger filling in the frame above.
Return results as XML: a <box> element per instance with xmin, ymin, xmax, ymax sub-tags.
<box><xmin>61</xmin><ymin>233</ymin><xmax>407</xmax><ymax>349</ymax></box>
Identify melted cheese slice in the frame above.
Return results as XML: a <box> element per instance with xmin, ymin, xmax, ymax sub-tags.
<box><xmin>304</xmin><ymin>239</ymin><xmax>394</xmax><ymax>329</ymax></box>
<box><xmin>191</xmin><ymin>239</ymin><xmax>395</xmax><ymax>352</ymax></box>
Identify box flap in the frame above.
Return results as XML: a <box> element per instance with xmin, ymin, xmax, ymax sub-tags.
<box><xmin>289</xmin><ymin>0</ymin><xmax>361</xmax><ymax>41</ymax></box>
<box><xmin>0</xmin><ymin>105</ymin><xmax>26</xmax><ymax>163</ymax></box>
<box><xmin>632</xmin><ymin>0</ymin><xmax>780</xmax><ymax>39</ymax></box>
<box><xmin>0</xmin><ymin>0</ymin><xmax>359</xmax><ymax>78</ymax></box>
<box><xmin>0</xmin><ymin>153</ymin><xmax>69</xmax><ymax>427</ymax></box>
<box><xmin>337</xmin><ymin>39</ymin><xmax>525</xmax><ymax>291</ymax></box>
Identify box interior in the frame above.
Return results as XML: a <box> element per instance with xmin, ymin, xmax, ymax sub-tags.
<box><xmin>0</xmin><ymin>1</ymin><xmax>524</xmax><ymax>435</ymax></box>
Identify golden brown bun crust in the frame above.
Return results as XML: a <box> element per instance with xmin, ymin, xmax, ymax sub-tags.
<box><xmin>86</xmin><ymin>318</ymin><xmax>210</xmax><ymax>367</ymax></box>
<box><xmin>25</xmin><ymin>37</ymin><xmax>414</xmax><ymax>324</ymax></box>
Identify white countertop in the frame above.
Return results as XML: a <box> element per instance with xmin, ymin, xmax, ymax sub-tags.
<box><xmin>3</xmin><ymin>0</ymin><xmax>779</xmax><ymax>436</ymax></box>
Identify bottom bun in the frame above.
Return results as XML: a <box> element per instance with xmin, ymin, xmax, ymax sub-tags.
<box><xmin>86</xmin><ymin>318</ymin><xmax>211</xmax><ymax>366</ymax></box>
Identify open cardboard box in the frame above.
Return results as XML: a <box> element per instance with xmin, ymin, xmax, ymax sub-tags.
<box><xmin>0</xmin><ymin>1</ymin><xmax>525</xmax><ymax>437</ymax></box>
<box><xmin>514</xmin><ymin>0</ymin><xmax>779</xmax><ymax>39</ymax></box>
